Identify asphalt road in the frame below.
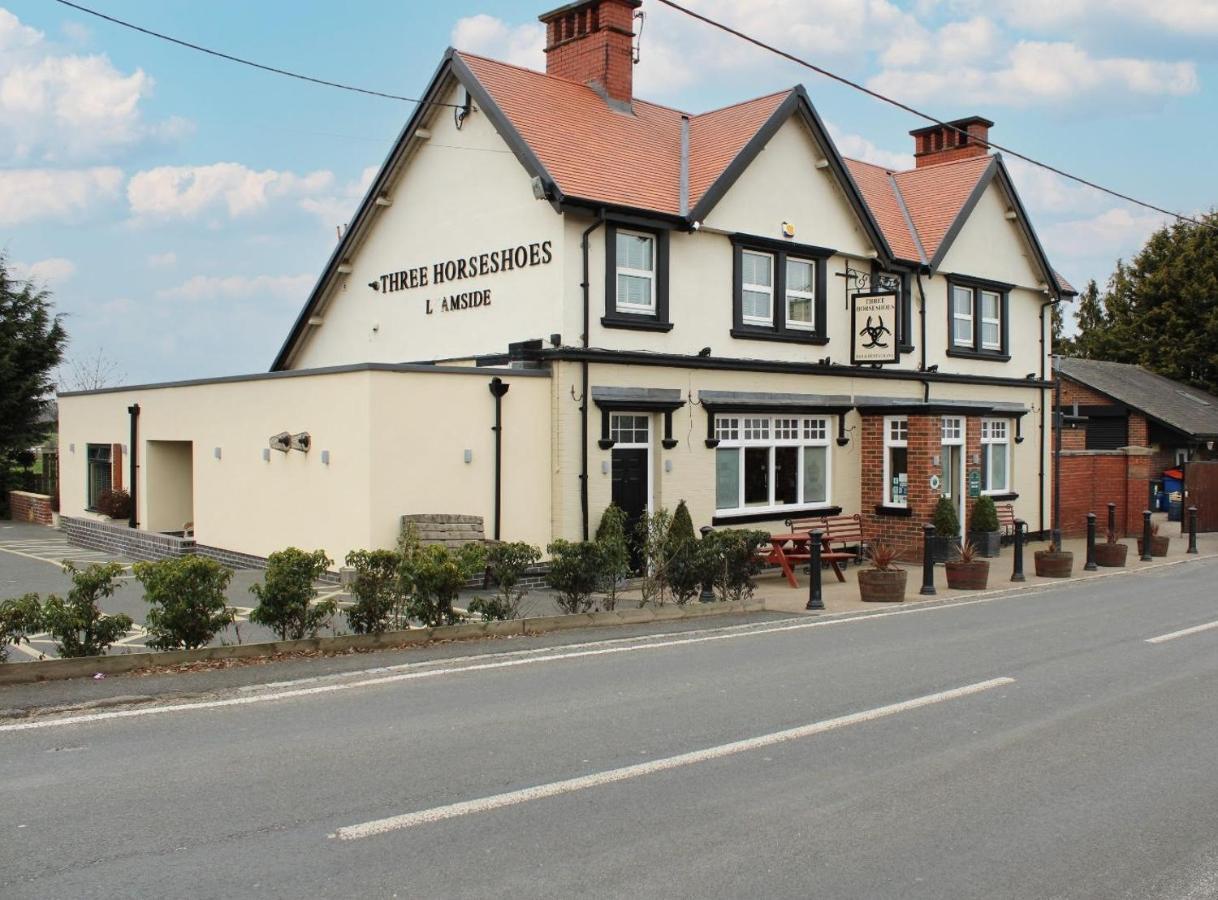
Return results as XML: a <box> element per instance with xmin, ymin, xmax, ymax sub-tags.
<box><xmin>2</xmin><ymin>557</ymin><xmax>1218</xmax><ymax>899</ymax></box>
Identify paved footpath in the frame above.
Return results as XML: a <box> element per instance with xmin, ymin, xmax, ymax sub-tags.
<box><xmin>2</xmin><ymin>556</ymin><xmax>1217</xmax><ymax>898</ymax></box>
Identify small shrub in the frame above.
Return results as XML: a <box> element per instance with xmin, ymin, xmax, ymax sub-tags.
<box><xmin>666</xmin><ymin>501</ymin><xmax>701</xmax><ymax>606</ymax></box>
<box><xmin>955</xmin><ymin>541</ymin><xmax>978</xmax><ymax>563</ymax></box>
<box><xmin>134</xmin><ymin>556</ymin><xmax>236</xmax><ymax>650</ymax></box>
<box><xmin>406</xmin><ymin>541</ymin><xmax>485</xmax><ymax>627</ymax></box>
<box><xmin>636</xmin><ymin>508</ymin><xmax>675</xmax><ymax>607</ymax></box>
<box><xmin>546</xmin><ymin>539</ymin><xmax>601</xmax><ymax>614</ymax></box>
<box><xmin>932</xmin><ymin>496</ymin><xmax>960</xmax><ymax>537</ymax></box>
<box><xmin>483</xmin><ymin>541</ymin><xmax>541</xmax><ymax>621</ymax></box>
<box><xmin>867</xmin><ymin>543</ymin><xmax>899</xmax><ymax>571</ymax></box>
<box><xmin>0</xmin><ymin>593</ymin><xmax>43</xmax><ymax>662</ymax></box>
<box><xmin>249</xmin><ymin>548</ymin><xmax>336</xmax><ymax>640</ymax></box>
<box><xmin>699</xmin><ymin>529</ymin><xmax>769</xmax><ymax>603</ymax></box>
<box><xmin>971</xmin><ymin>496</ymin><xmax>999</xmax><ymax>533</ymax></box>
<box><xmin>594</xmin><ymin>504</ymin><xmax>631</xmax><ymax>611</ymax></box>
<box><xmin>40</xmin><ymin>562</ymin><xmax>134</xmax><ymax>657</ymax></box>
<box><xmin>96</xmin><ymin>488</ymin><xmax>133</xmax><ymax>520</ymax></box>
<box><xmin>467</xmin><ymin>595</ymin><xmax>515</xmax><ymax>622</ymax></box>
<box><xmin>343</xmin><ymin>549</ymin><xmax>404</xmax><ymax>634</ymax></box>
<box><xmin>1106</xmin><ymin>528</ymin><xmax>1120</xmax><ymax>544</ymax></box>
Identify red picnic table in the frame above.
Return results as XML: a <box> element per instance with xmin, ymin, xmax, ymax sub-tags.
<box><xmin>763</xmin><ymin>532</ymin><xmax>852</xmax><ymax>588</ymax></box>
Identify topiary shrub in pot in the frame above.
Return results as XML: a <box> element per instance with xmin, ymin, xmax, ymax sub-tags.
<box><xmin>928</xmin><ymin>496</ymin><xmax>961</xmax><ymax>563</ymax></box>
<box><xmin>1136</xmin><ymin>521</ymin><xmax>1171</xmax><ymax>557</ymax></box>
<box><xmin>944</xmin><ymin>541</ymin><xmax>990</xmax><ymax>590</ymax></box>
<box><xmin>1034</xmin><ymin>541</ymin><xmax>1074</xmax><ymax>578</ymax></box>
<box><xmin>968</xmin><ymin>496</ymin><xmax>1002</xmax><ymax>558</ymax></box>
<box><xmin>1093</xmin><ymin>529</ymin><xmax>1128</xmax><ymax>567</ymax></box>
<box><xmin>857</xmin><ymin>543</ymin><xmax>907</xmax><ymax>602</ymax></box>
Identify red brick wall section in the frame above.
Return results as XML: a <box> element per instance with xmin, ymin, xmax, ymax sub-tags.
<box><xmin>111</xmin><ymin>443</ymin><xmax>123</xmax><ymax>492</ymax></box>
<box><xmin>1128</xmin><ymin>412</ymin><xmax>1148</xmax><ymax>447</ymax></box>
<box><xmin>544</xmin><ymin>0</ymin><xmax>636</xmax><ymax>103</ymax></box>
<box><xmin>1062</xmin><ymin>428</ymin><xmax>1086</xmax><ymax>451</ymax></box>
<box><xmin>860</xmin><ymin>415</ymin><xmax>948</xmax><ymax>562</ymax></box>
<box><xmin>1058</xmin><ymin>378</ymin><xmax>1113</xmax><ymax>408</ymax></box>
<box><xmin>8</xmin><ymin>491</ymin><xmax>53</xmax><ymax>525</ymax></box>
<box><xmin>1058</xmin><ymin>450</ymin><xmax>1150</xmax><ymax>539</ymax></box>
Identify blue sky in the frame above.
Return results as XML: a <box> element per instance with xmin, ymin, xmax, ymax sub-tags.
<box><xmin>2</xmin><ymin>0</ymin><xmax>1215</xmax><ymax>386</ymax></box>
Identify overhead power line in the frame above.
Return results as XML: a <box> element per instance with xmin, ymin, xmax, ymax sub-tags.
<box><xmin>51</xmin><ymin>0</ymin><xmax>463</xmax><ymax>109</ymax></box>
<box><xmin>655</xmin><ymin>0</ymin><xmax>1211</xmax><ymax>231</ymax></box>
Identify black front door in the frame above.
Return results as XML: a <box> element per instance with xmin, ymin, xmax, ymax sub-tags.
<box><xmin>612</xmin><ymin>448</ymin><xmax>648</xmax><ymax>572</ymax></box>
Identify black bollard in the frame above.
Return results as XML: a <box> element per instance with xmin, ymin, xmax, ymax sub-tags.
<box><xmin>1107</xmin><ymin>502</ymin><xmax>1117</xmax><ymax>541</ymax></box>
<box><xmin>920</xmin><ymin>523</ymin><xmax>937</xmax><ymax>596</ymax></box>
<box><xmin>805</xmin><ymin>529</ymin><xmax>824</xmax><ymax>611</ymax></box>
<box><xmin>1084</xmin><ymin>512</ymin><xmax>1098</xmax><ymax>571</ymax></box>
<box><xmin>1140</xmin><ymin>509</ymin><xmax>1153</xmax><ymax>561</ymax></box>
<box><xmin>699</xmin><ymin>525</ymin><xmax>715</xmax><ymax>602</ymax></box>
<box><xmin>1188</xmin><ymin>506</ymin><xmax>1199</xmax><ymax>555</ymax></box>
<box><xmin>1011</xmin><ymin>519</ymin><xmax>1025</xmax><ymax>582</ymax></box>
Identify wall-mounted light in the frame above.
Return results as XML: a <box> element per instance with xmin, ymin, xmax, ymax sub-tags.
<box><xmin>664</xmin><ymin>459</ymin><xmax>673</xmax><ymax>473</ymax></box>
<box><xmin>368</xmin><ymin>281</ymin><xmax>380</xmax><ymax>291</ymax></box>
<box><xmin>69</xmin><ymin>443</ymin><xmax>75</xmax><ymax>453</ymax></box>
<box><xmin>464</xmin><ymin>449</ymin><xmax>473</xmax><ymax>464</ymax></box>
<box><xmin>262</xmin><ymin>448</ymin><xmax>271</xmax><ymax>462</ymax></box>
<box><xmin>698</xmin><ymin>346</ymin><xmax>712</xmax><ymax>357</ymax></box>
<box><xmin>269</xmin><ymin>432</ymin><xmax>291</xmax><ymax>453</ymax></box>
<box><xmin>213</xmin><ymin>447</ymin><xmax>222</xmax><ymax>460</ymax></box>
<box><xmin>321</xmin><ymin>450</ymin><xmax>331</xmax><ymax>465</ymax></box>
<box><xmin>781</xmin><ymin>221</ymin><xmax>796</xmax><ymax>239</ymax></box>
<box><xmin>601</xmin><ymin>461</ymin><xmax>610</xmax><ymax>475</ymax></box>
<box><xmin>290</xmin><ymin>432</ymin><xmax>311</xmax><ymax>453</ymax></box>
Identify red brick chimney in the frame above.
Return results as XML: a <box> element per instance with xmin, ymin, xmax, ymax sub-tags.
<box><xmin>539</xmin><ymin>0</ymin><xmax>642</xmax><ymax>108</ymax></box>
<box><xmin>909</xmin><ymin>116</ymin><xmax>993</xmax><ymax>168</ymax></box>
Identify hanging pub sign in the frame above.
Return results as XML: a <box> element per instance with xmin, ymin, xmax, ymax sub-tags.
<box><xmin>850</xmin><ymin>291</ymin><xmax>900</xmax><ymax>365</ymax></box>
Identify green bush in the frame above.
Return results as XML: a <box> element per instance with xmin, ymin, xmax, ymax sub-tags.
<box><xmin>249</xmin><ymin>548</ymin><xmax>336</xmax><ymax>640</ymax></box>
<box><xmin>405</xmin><ymin>541</ymin><xmax>485</xmax><ymax>627</ymax></box>
<box><xmin>0</xmin><ymin>593</ymin><xmax>42</xmax><ymax>662</ymax></box>
<box><xmin>482</xmin><ymin>541</ymin><xmax>541</xmax><ymax>621</ymax></box>
<box><xmin>971</xmin><ymin>495</ymin><xmax>1000</xmax><ymax>532</ymax></box>
<box><xmin>594</xmin><ymin>504</ymin><xmax>631</xmax><ymax>611</ymax></box>
<box><xmin>39</xmin><ymin>562</ymin><xmax>134</xmax><ymax>657</ymax></box>
<box><xmin>343</xmin><ymin>549</ymin><xmax>405</xmax><ymax>634</ymax></box>
<box><xmin>699</xmin><ymin>529</ymin><xmax>769</xmax><ymax>604</ymax></box>
<box><xmin>635</xmin><ymin>508</ymin><xmax>675</xmax><ymax>607</ymax></box>
<box><xmin>546</xmin><ymin>539</ymin><xmax>601</xmax><ymax>614</ymax></box>
<box><xmin>467</xmin><ymin>595</ymin><xmax>515</xmax><ymax>622</ymax></box>
<box><xmin>666</xmin><ymin>501</ymin><xmax>701</xmax><ymax>606</ymax></box>
<box><xmin>932</xmin><ymin>496</ymin><xmax>960</xmax><ymax>537</ymax></box>
<box><xmin>133</xmin><ymin>556</ymin><xmax>236</xmax><ymax>650</ymax></box>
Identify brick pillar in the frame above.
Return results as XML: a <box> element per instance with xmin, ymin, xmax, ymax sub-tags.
<box><xmin>111</xmin><ymin>443</ymin><xmax>123</xmax><ymax>492</ymax></box>
<box><xmin>1124</xmin><ymin>447</ymin><xmax>1153</xmax><ymax>536</ymax></box>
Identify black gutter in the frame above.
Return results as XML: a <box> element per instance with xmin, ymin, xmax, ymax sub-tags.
<box><xmin>580</xmin><ymin>212</ymin><xmax>606</xmax><ymax>541</ymax></box>
<box><xmin>488</xmin><ymin>377</ymin><xmax>510</xmax><ymax>541</ymax></box>
<box><xmin>126</xmin><ymin>403</ymin><xmax>139</xmax><ymax>529</ymax></box>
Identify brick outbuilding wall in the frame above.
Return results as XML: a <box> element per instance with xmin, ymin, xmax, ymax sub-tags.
<box><xmin>1057</xmin><ymin>448</ymin><xmax>1152</xmax><ymax>538</ymax></box>
<box><xmin>8</xmin><ymin>491</ymin><xmax>53</xmax><ymax>525</ymax></box>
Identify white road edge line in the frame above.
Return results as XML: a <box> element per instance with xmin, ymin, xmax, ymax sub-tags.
<box><xmin>1145</xmin><ymin>619</ymin><xmax>1218</xmax><ymax>644</ymax></box>
<box><xmin>330</xmin><ymin>676</ymin><xmax>1016</xmax><ymax>840</ymax></box>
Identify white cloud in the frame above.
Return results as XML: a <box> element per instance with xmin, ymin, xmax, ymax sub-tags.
<box><xmin>157</xmin><ymin>273</ymin><xmax>314</xmax><ymax>302</ymax></box>
<box><xmin>0</xmin><ymin>166</ymin><xmax>123</xmax><ymax>225</ymax></box>
<box><xmin>298</xmin><ymin>165</ymin><xmax>378</xmax><ymax>227</ymax></box>
<box><xmin>827</xmin><ymin>121</ymin><xmax>913</xmax><ymax>170</ymax></box>
<box><xmin>8</xmin><ymin>256</ymin><xmax>76</xmax><ymax>284</ymax></box>
<box><xmin>0</xmin><ymin>8</ymin><xmax>185</xmax><ymax>163</ymax></box>
<box><xmin>127</xmin><ymin>163</ymin><xmax>335</xmax><ymax>220</ymax></box>
<box><xmin>146</xmin><ymin>251</ymin><xmax>177</xmax><ymax>268</ymax></box>
<box><xmin>1042</xmin><ymin>206</ymin><xmax>1170</xmax><ymax>261</ymax></box>
<box><xmin>452</xmin><ymin>14</ymin><xmax>545</xmax><ymax>68</ymax></box>
<box><xmin>981</xmin><ymin>0</ymin><xmax>1218</xmax><ymax>37</ymax></box>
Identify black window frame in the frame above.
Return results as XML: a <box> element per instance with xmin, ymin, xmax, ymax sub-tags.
<box><xmin>730</xmin><ymin>235</ymin><xmax>831</xmax><ymax>345</ymax></box>
<box><xmin>86</xmin><ymin>443</ymin><xmax>113</xmax><ymax>512</ymax></box>
<box><xmin>945</xmin><ymin>274</ymin><xmax>1011</xmax><ymax>361</ymax></box>
<box><xmin>603</xmin><ymin>221</ymin><xmax>672</xmax><ymax>333</ymax></box>
<box><xmin>872</xmin><ymin>262</ymin><xmax>914</xmax><ymax>353</ymax></box>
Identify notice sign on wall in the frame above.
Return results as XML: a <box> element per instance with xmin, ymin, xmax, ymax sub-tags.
<box><xmin>850</xmin><ymin>292</ymin><xmax>900</xmax><ymax>365</ymax></box>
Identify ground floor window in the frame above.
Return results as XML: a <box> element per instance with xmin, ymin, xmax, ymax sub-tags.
<box><xmin>884</xmin><ymin>416</ymin><xmax>909</xmax><ymax>506</ymax></box>
<box><xmin>981</xmin><ymin>418</ymin><xmax>1010</xmax><ymax>493</ymax></box>
<box><xmin>86</xmin><ymin>443</ymin><xmax>113</xmax><ymax>510</ymax></box>
<box><xmin>609</xmin><ymin>413</ymin><xmax>649</xmax><ymax>446</ymax></box>
<box><xmin>714</xmin><ymin>415</ymin><xmax>830</xmax><ymax>514</ymax></box>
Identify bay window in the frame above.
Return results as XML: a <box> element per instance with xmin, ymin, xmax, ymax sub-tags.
<box><xmin>981</xmin><ymin>418</ymin><xmax>1010</xmax><ymax>493</ymax></box>
<box><xmin>883</xmin><ymin>416</ymin><xmax>909</xmax><ymax>507</ymax></box>
<box><xmin>714</xmin><ymin>415</ymin><xmax>831</xmax><ymax>515</ymax></box>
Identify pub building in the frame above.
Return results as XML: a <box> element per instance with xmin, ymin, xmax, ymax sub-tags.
<box><xmin>57</xmin><ymin>0</ymin><xmax>1074</xmax><ymax>568</ymax></box>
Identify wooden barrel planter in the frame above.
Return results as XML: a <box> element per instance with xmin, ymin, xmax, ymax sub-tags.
<box><xmin>1136</xmin><ymin>536</ymin><xmax>1170</xmax><ymax>557</ymax></box>
<box><xmin>1034</xmin><ymin>549</ymin><xmax>1074</xmax><ymax>578</ymax></box>
<box><xmin>1093</xmin><ymin>541</ymin><xmax>1128</xmax><ymax>567</ymax></box>
<box><xmin>858</xmin><ymin>568</ymin><xmax>907</xmax><ymax>602</ymax></box>
<box><xmin>945</xmin><ymin>559</ymin><xmax>990</xmax><ymax>590</ymax></box>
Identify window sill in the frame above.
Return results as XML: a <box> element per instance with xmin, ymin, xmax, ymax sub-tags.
<box><xmin>874</xmin><ymin>504</ymin><xmax>912</xmax><ymax>517</ymax></box>
<box><xmin>601</xmin><ymin>315</ymin><xmax>673</xmax><ymax>333</ymax></box>
<box><xmin>729</xmin><ymin>328</ymin><xmax>829</xmax><ymax>345</ymax></box>
<box><xmin>982</xmin><ymin>491</ymin><xmax>1019</xmax><ymax>501</ymax></box>
<box><xmin>713</xmin><ymin>505</ymin><xmax>841</xmax><ymax>526</ymax></box>
<box><xmin>946</xmin><ymin>348</ymin><xmax>1010</xmax><ymax>362</ymax></box>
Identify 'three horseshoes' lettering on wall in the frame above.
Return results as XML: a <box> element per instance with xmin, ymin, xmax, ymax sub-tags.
<box><xmin>374</xmin><ymin>240</ymin><xmax>554</xmax><ymax>315</ymax></box>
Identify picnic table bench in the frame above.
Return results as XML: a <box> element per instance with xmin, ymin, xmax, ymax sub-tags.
<box><xmin>996</xmin><ymin>503</ymin><xmax>1017</xmax><ymax>540</ymax></box>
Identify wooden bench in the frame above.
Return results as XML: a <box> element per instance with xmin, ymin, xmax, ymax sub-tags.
<box><xmin>786</xmin><ymin>514</ymin><xmax>868</xmax><ymax>566</ymax></box>
<box><xmin>996</xmin><ymin>503</ymin><xmax>1017</xmax><ymax>540</ymax></box>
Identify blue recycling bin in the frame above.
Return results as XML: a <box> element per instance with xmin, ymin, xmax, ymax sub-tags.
<box><xmin>1163</xmin><ymin>469</ymin><xmax>1184</xmax><ymax>522</ymax></box>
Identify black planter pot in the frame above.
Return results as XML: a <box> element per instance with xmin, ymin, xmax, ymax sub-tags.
<box><xmin>968</xmin><ymin>530</ymin><xmax>1002</xmax><ymax>558</ymax></box>
<box><xmin>927</xmin><ymin>534</ymin><xmax>960</xmax><ymax>564</ymax></box>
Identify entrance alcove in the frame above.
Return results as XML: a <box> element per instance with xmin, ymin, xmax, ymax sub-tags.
<box><xmin>145</xmin><ymin>441</ymin><xmax>195</xmax><ymax>535</ymax></box>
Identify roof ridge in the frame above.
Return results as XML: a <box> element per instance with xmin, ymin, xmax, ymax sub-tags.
<box><xmin>842</xmin><ymin>156</ymin><xmax>895</xmax><ymax>174</ymax></box>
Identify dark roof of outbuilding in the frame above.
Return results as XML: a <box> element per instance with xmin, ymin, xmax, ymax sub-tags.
<box><xmin>1057</xmin><ymin>357</ymin><xmax>1218</xmax><ymax>438</ymax></box>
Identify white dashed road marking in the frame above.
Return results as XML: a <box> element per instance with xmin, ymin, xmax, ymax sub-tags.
<box><xmin>1146</xmin><ymin>619</ymin><xmax>1218</xmax><ymax>644</ymax></box>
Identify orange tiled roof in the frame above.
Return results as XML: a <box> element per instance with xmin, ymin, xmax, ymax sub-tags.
<box><xmin>843</xmin><ymin>158</ymin><xmax>923</xmax><ymax>263</ymax></box>
<box><xmin>892</xmin><ymin>155</ymin><xmax>993</xmax><ymax>262</ymax></box>
<box><xmin>687</xmin><ymin>90</ymin><xmax>792</xmax><ymax>209</ymax></box>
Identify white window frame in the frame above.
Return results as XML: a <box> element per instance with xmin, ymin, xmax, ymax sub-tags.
<box><xmin>741</xmin><ymin>250</ymin><xmax>774</xmax><ymax>326</ymax></box>
<box><xmin>952</xmin><ymin>285</ymin><xmax>974</xmax><ymax>349</ymax></box>
<box><xmin>714</xmin><ymin>414</ymin><xmax>832</xmax><ymax>516</ymax></box>
<box><xmin>979</xmin><ymin>289</ymin><xmax>1002</xmax><ymax>351</ymax></box>
<box><xmin>980</xmin><ymin>417</ymin><xmax>1010</xmax><ymax>494</ymax></box>
<box><xmin>615</xmin><ymin>229</ymin><xmax>656</xmax><ymax>315</ymax></box>
<box><xmin>883</xmin><ymin>415</ymin><xmax>909</xmax><ymax>507</ymax></box>
<box><xmin>784</xmin><ymin>257</ymin><xmax>816</xmax><ymax>331</ymax></box>
<box><xmin>608</xmin><ymin>412</ymin><xmax>653</xmax><ymax>522</ymax></box>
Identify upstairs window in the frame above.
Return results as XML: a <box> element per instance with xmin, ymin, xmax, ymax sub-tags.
<box><xmin>948</xmin><ymin>277</ymin><xmax>1009</xmax><ymax>359</ymax></box>
<box><xmin>603</xmin><ymin>223</ymin><xmax>671</xmax><ymax>332</ymax></box>
<box><xmin>615</xmin><ymin>231</ymin><xmax>655</xmax><ymax>314</ymax></box>
<box><xmin>731</xmin><ymin>236</ymin><xmax>830</xmax><ymax>344</ymax></box>
<box><xmin>741</xmin><ymin>251</ymin><xmax>774</xmax><ymax>325</ymax></box>
<box><xmin>785</xmin><ymin>258</ymin><xmax>816</xmax><ymax>330</ymax></box>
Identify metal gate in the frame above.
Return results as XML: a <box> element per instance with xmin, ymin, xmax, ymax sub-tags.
<box><xmin>1184</xmin><ymin>461</ymin><xmax>1218</xmax><ymax>532</ymax></box>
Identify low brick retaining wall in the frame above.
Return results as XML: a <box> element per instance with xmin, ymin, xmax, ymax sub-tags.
<box><xmin>8</xmin><ymin>491</ymin><xmax>53</xmax><ymax>526</ymax></box>
<box><xmin>60</xmin><ymin>516</ymin><xmax>196</xmax><ymax>562</ymax></box>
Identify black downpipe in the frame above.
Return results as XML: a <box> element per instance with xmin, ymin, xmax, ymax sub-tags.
<box><xmin>914</xmin><ymin>268</ymin><xmax>930</xmax><ymax>373</ymax></box>
<box><xmin>580</xmin><ymin>212</ymin><xmax>605</xmax><ymax>541</ymax></box>
<box><xmin>488</xmin><ymin>377</ymin><xmax>509</xmax><ymax>541</ymax></box>
<box><xmin>126</xmin><ymin>403</ymin><xmax>140</xmax><ymax>529</ymax></box>
<box><xmin>1038</xmin><ymin>298</ymin><xmax>1056</xmax><ymax>538</ymax></box>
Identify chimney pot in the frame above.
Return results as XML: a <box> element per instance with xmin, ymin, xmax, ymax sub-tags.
<box><xmin>539</xmin><ymin>0</ymin><xmax>642</xmax><ymax>108</ymax></box>
<box><xmin>909</xmin><ymin>116</ymin><xmax>993</xmax><ymax>168</ymax></box>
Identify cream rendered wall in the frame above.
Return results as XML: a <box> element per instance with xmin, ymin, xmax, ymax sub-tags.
<box><xmin>290</xmin><ymin>80</ymin><xmax>564</xmax><ymax>370</ymax></box>
<box><xmin>144</xmin><ymin>441</ymin><xmax>193</xmax><ymax>533</ymax></box>
<box><xmin>927</xmin><ymin>180</ymin><xmax>1052</xmax><ymax>379</ymax></box>
<box><xmin>367</xmin><ymin>370</ymin><xmax>552</xmax><ymax>552</ymax></box>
